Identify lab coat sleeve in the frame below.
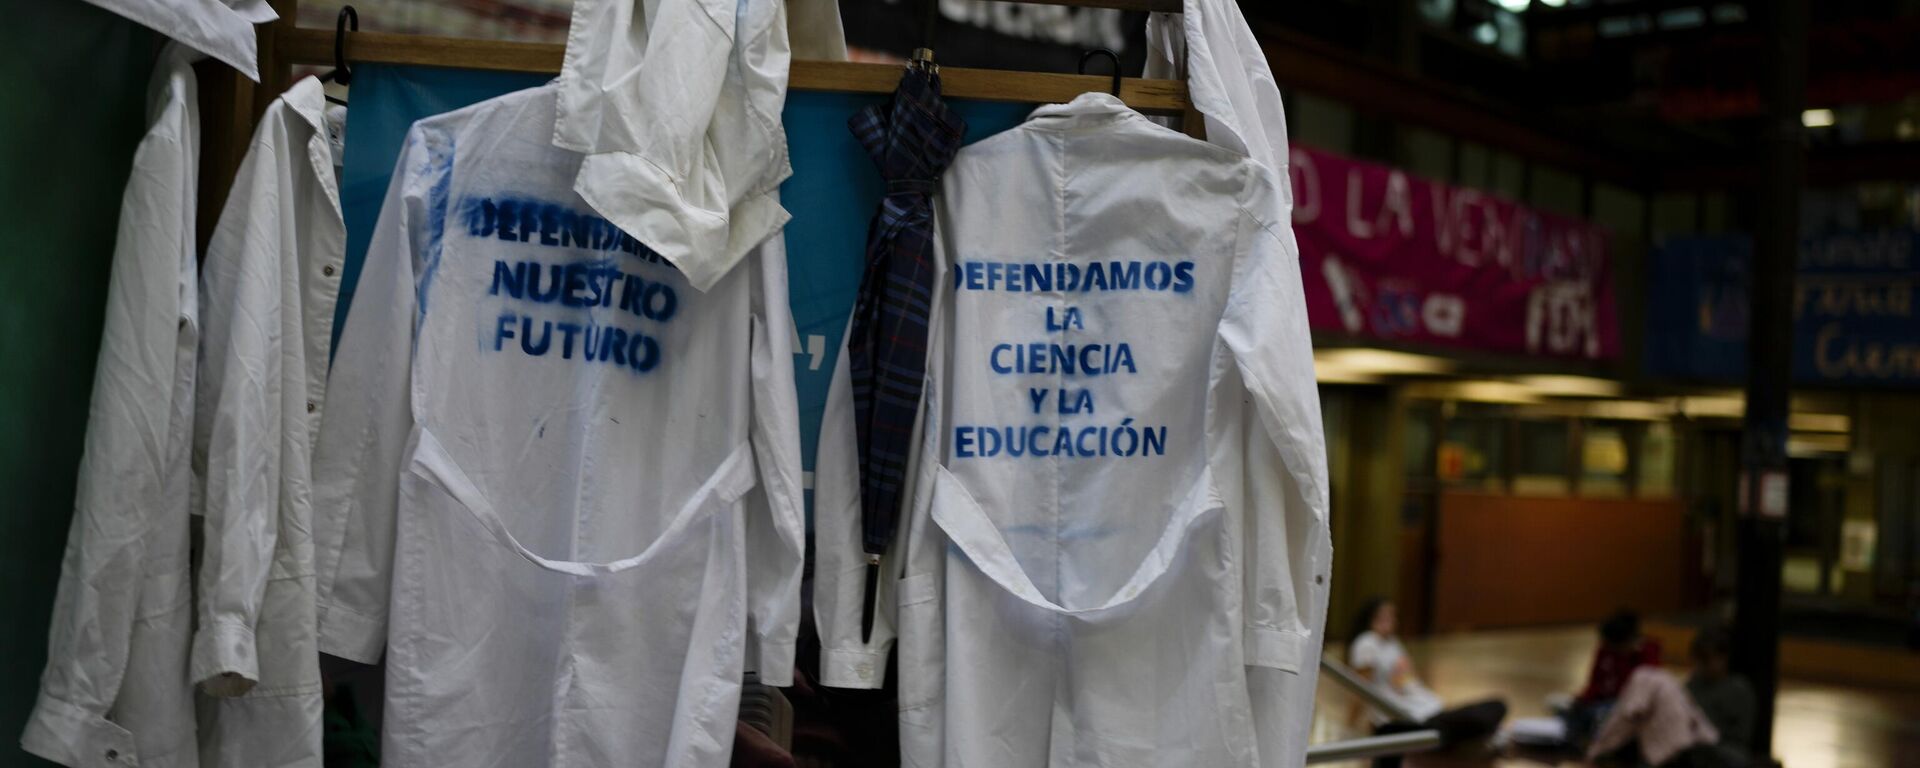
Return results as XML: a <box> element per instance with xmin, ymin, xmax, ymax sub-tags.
<box><xmin>190</xmin><ymin>117</ymin><xmax>295</xmax><ymax>695</ymax></box>
<box><xmin>1217</xmin><ymin>170</ymin><xmax>1330</xmax><ymax>676</ymax></box>
<box><xmin>310</xmin><ymin>128</ymin><xmax>429</xmax><ymax>665</ymax></box>
<box><xmin>810</xmin><ymin>329</ymin><xmax>895</xmax><ymax>689</ymax></box>
<box><xmin>21</xmin><ymin>68</ymin><xmax>196</xmax><ymax>765</ymax></box>
<box><xmin>1144</xmin><ymin>0</ymin><xmax>1290</xmax><ymax>180</ymax></box>
<box><xmin>557</xmin><ymin>0</ymin><xmax>740</xmax><ymax>290</ymax></box>
<box><xmin>743</xmin><ymin>237</ymin><xmax>806</xmax><ymax>686</ymax></box>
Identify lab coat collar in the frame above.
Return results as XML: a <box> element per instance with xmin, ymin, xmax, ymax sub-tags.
<box><xmin>80</xmin><ymin>0</ymin><xmax>278</xmax><ymax>81</ymax></box>
<box><xmin>281</xmin><ymin>77</ymin><xmax>330</xmax><ymax>135</ymax></box>
<box><xmin>278</xmin><ymin>77</ymin><xmax>346</xmax><ymax>222</ymax></box>
<box><xmin>1025</xmin><ymin>92</ymin><xmax>1138</xmax><ymax>129</ymax></box>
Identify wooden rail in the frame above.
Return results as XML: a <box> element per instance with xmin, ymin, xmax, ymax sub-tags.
<box><xmin>279</xmin><ymin>28</ymin><xmax>1193</xmax><ymax>115</ymax></box>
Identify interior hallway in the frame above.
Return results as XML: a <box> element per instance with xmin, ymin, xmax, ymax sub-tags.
<box><xmin>1310</xmin><ymin>626</ymin><xmax>1920</xmax><ymax>768</ymax></box>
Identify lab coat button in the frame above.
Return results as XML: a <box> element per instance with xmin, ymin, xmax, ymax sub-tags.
<box><xmin>323</xmin><ymin>264</ymin><xmax>336</xmax><ymax>277</ymax></box>
<box><xmin>105</xmin><ymin>749</ymin><xmax>118</xmax><ymax>762</ymax></box>
<box><xmin>306</xmin><ymin>401</ymin><xmax>317</xmax><ymax>413</ymax></box>
<box><xmin>856</xmin><ymin>662</ymin><xmax>874</xmax><ymax>681</ymax></box>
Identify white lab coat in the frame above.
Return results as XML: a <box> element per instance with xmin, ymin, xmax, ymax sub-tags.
<box><xmin>1147</xmin><ymin>5</ymin><xmax>1332</xmax><ymax>765</ymax></box>
<box><xmin>310</xmin><ymin>84</ymin><xmax>805</xmax><ymax>768</ymax></box>
<box><xmin>21</xmin><ymin>44</ymin><xmax>203</xmax><ymax>768</ymax></box>
<box><xmin>76</xmin><ymin>0</ymin><xmax>277</xmax><ymax>81</ymax></box>
<box><xmin>814</xmin><ymin>94</ymin><xmax>1330</xmax><ymax>768</ymax></box>
<box><xmin>554</xmin><ymin>0</ymin><xmax>844</xmax><ymax>291</ymax></box>
<box><xmin>188</xmin><ymin>75</ymin><xmax>345</xmax><ymax>768</ymax></box>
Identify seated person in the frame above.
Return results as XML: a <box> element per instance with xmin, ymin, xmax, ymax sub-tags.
<box><xmin>1566</xmin><ymin>610</ymin><xmax>1663</xmax><ymax>744</ymax></box>
<box><xmin>1685</xmin><ymin>624</ymin><xmax>1754</xmax><ymax>768</ymax></box>
<box><xmin>1588</xmin><ymin>666</ymin><xmax>1723</xmax><ymax>768</ymax></box>
<box><xmin>1583</xmin><ymin>610</ymin><xmax>1664</xmax><ymax>703</ymax></box>
<box><xmin>1347</xmin><ymin>598</ymin><xmax>1508</xmax><ymax>767</ymax></box>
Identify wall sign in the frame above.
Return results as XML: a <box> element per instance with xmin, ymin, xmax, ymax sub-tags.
<box><xmin>1646</xmin><ymin>232</ymin><xmax>1920</xmax><ymax>386</ymax></box>
<box><xmin>1288</xmin><ymin>145</ymin><xmax>1619</xmax><ymax>360</ymax></box>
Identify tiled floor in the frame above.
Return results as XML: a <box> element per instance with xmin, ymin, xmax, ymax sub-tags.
<box><xmin>1309</xmin><ymin>626</ymin><xmax>1920</xmax><ymax>768</ymax></box>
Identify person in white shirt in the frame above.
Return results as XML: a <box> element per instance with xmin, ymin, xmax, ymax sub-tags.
<box><xmin>1347</xmin><ymin>598</ymin><xmax>1508</xmax><ymax>767</ymax></box>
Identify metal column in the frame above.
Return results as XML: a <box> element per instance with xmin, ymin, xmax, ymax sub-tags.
<box><xmin>1734</xmin><ymin>0</ymin><xmax>1806</xmax><ymax>761</ymax></box>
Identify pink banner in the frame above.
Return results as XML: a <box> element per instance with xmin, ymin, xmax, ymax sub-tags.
<box><xmin>1288</xmin><ymin>145</ymin><xmax>1618</xmax><ymax>360</ymax></box>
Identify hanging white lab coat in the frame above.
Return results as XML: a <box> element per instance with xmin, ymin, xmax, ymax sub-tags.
<box><xmin>815</xmin><ymin>93</ymin><xmax>1329</xmax><ymax>768</ymax></box>
<box><xmin>310</xmin><ymin>83</ymin><xmax>805</xmax><ymax>768</ymax></box>
<box><xmin>1147</xmin><ymin>5</ymin><xmax>1332</xmax><ymax>765</ymax></box>
<box><xmin>21</xmin><ymin>44</ymin><xmax>203</xmax><ymax>768</ymax></box>
<box><xmin>188</xmin><ymin>75</ymin><xmax>345</xmax><ymax>768</ymax></box>
<box><xmin>76</xmin><ymin>0</ymin><xmax>277</xmax><ymax>81</ymax></box>
<box><xmin>553</xmin><ymin>0</ymin><xmax>843</xmax><ymax>291</ymax></box>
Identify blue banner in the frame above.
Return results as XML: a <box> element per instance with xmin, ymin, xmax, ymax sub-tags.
<box><xmin>336</xmin><ymin>65</ymin><xmax>1030</xmax><ymax>519</ymax></box>
<box><xmin>1646</xmin><ymin>232</ymin><xmax>1920</xmax><ymax>386</ymax></box>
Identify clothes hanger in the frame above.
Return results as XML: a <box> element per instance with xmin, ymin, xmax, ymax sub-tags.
<box><xmin>1078</xmin><ymin>48</ymin><xmax>1123</xmax><ymax>97</ymax></box>
<box><xmin>318</xmin><ymin>5</ymin><xmax>357</xmax><ymax>106</ymax></box>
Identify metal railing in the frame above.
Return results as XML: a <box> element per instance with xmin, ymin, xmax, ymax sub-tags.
<box><xmin>1303</xmin><ymin>657</ymin><xmax>1444</xmax><ymax>764</ymax></box>
<box><xmin>1305</xmin><ymin>729</ymin><xmax>1444</xmax><ymax>764</ymax></box>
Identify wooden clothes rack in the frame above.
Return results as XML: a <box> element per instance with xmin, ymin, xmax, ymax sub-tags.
<box><xmin>200</xmin><ymin>0</ymin><xmax>1201</xmax><ymax>241</ymax></box>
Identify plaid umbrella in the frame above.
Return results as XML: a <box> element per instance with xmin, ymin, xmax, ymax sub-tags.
<box><xmin>845</xmin><ymin>65</ymin><xmax>966</xmax><ymax>642</ymax></box>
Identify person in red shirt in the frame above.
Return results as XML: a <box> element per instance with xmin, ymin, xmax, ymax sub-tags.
<box><xmin>1580</xmin><ymin>611</ymin><xmax>1664</xmax><ymax>703</ymax></box>
<box><xmin>1563</xmin><ymin>610</ymin><xmax>1663</xmax><ymax>747</ymax></box>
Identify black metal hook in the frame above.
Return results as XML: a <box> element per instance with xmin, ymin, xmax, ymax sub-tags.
<box><xmin>1078</xmin><ymin>48</ymin><xmax>1122</xmax><ymax>97</ymax></box>
<box><xmin>326</xmin><ymin>6</ymin><xmax>359</xmax><ymax>86</ymax></box>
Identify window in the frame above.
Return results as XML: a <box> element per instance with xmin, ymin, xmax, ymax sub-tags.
<box><xmin>1513</xmin><ymin>418</ymin><xmax>1570</xmax><ymax>495</ymax></box>
<box><xmin>1290</xmin><ymin>91</ymin><xmax>1356</xmax><ymax>154</ymax></box>
<box><xmin>1440</xmin><ymin>407</ymin><xmax>1507</xmax><ymax>491</ymax></box>
<box><xmin>1637</xmin><ymin>422</ymin><xmax>1678</xmax><ymax>497</ymax></box>
<box><xmin>1404</xmin><ymin>401</ymin><xmax>1438</xmax><ymax>479</ymax></box>
<box><xmin>1581</xmin><ymin>422</ymin><xmax>1631</xmax><ymax>496</ymax></box>
<box><xmin>1527</xmin><ymin>165</ymin><xmax>1583</xmax><ymax>217</ymax></box>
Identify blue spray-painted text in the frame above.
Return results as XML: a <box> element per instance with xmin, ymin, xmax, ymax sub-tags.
<box><xmin>489</xmin><ymin>259</ymin><xmax>678</xmax><ymax>322</ymax></box>
<box><xmin>462</xmin><ymin>195</ymin><xmax>675</xmax><ymax>270</ymax></box>
<box><xmin>492</xmin><ymin>312</ymin><xmax>661</xmax><ymax>373</ymax></box>
<box><xmin>953</xmin><ymin>420</ymin><xmax>1167</xmax><ymax>459</ymax></box>
<box><xmin>955</xmin><ymin>260</ymin><xmax>1195</xmax><ymax>294</ymax></box>
<box><xmin>990</xmin><ymin>342</ymin><xmax>1136</xmax><ymax>376</ymax></box>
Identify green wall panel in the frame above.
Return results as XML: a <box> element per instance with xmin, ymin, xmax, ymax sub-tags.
<box><xmin>0</xmin><ymin>1</ymin><xmax>162</xmax><ymax>763</ymax></box>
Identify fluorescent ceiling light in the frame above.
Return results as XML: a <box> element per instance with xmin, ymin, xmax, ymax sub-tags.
<box><xmin>1451</xmin><ymin>380</ymin><xmax>1539</xmax><ymax>404</ymax></box>
<box><xmin>1315</xmin><ymin>348</ymin><xmax>1455</xmax><ymax>377</ymax></box>
<box><xmin>1584</xmin><ymin>399</ymin><xmax>1670</xmax><ymax>421</ymax></box>
<box><xmin>1788</xmin><ymin>432</ymin><xmax>1851</xmax><ymax>457</ymax></box>
<box><xmin>1677</xmin><ymin>394</ymin><xmax>1850</xmax><ymax>433</ymax></box>
<box><xmin>1516</xmin><ymin>399</ymin><xmax>1668</xmax><ymax>421</ymax></box>
<box><xmin>1494</xmin><ymin>0</ymin><xmax>1529</xmax><ymax>11</ymax></box>
<box><xmin>1802</xmin><ymin>109</ymin><xmax>1836</xmax><ymax>128</ymax></box>
<box><xmin>1790</xmin><ymin>413</ymin><xmax>1850</xmax><ymax>433</ymax></box>
<box><xmin>1679</xmin><ymin>395</ymin><xmax>1745</xmax><ymax>419</ymax></box>
<box><xmin>1406</xmin><ymin>380</ymin><xmax>1540</xmax><ymax>404</ymax></box>
<box><xmin>1314</xmin><ymin>366</ymin><xmax>1385</xmax><ymax>385</ymax></box>
<box><xmin>1514</xmin><ymin>374</ymin><xmax>1624</xmax><ymax>398</ymax></box>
